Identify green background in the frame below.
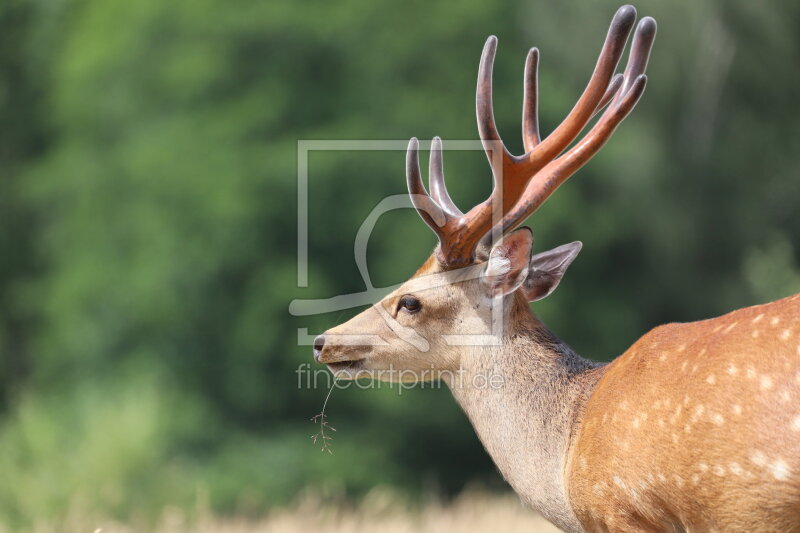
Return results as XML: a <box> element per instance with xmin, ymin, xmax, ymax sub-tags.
<box><xmin>0</xmin><ymin>0</ymin><xmax>798</xmax><ymax>528</ymax></box>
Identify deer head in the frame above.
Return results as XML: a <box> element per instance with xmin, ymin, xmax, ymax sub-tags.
<box><xmin>313</xmin><ymin>5</ymin><xmax>656</xmax><ymax>381</ymax></box>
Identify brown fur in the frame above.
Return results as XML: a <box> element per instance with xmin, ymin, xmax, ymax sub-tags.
<box><xmin>567</xmin><ymin>294</ymin><xmax>800</xmax><ymax>532</ymax></box>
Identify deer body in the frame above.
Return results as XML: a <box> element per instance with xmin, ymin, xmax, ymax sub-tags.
<box><xmin>568</xmin><ymin>294</ymin><xmax>800</xmax><ymax>532</ymax></box>
<box><xmin>312</xmin><ymin>6</ymin><xmax>800</xmax><ymax>531</ymax></box>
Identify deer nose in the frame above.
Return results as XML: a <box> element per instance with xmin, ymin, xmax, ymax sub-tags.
<box><xmin>313</xmin><ymin>334</ymin><xmax>326</xmax><ymax>362</ymax></box>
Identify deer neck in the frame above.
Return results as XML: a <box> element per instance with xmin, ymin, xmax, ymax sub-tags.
<box><xmin>444</xmin><ymin>305</ymin><xmax>604</xmax><ymax>533</ymax></box>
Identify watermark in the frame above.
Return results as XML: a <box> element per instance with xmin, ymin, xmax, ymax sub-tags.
<box><xmin>296</xmin><ymin>363</ymin><xmax>506</xmax><ymax>394</ymax></box>
<box><xmin>289</xmin><ymin>139</ymin><xmax>508</xmax><ymax>353</ymax></box>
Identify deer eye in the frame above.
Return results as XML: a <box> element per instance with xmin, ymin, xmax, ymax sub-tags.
<box><xmin>398</xmin><ymin>295</ymin><xmax>421</xmax><ymax>314</ymax></box>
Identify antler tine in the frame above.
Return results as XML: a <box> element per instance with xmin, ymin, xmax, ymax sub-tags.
<box><xmin>495</xmin><ymin>17</ymin><xmax>656</xmax><ymax>237</ymax></box>
<box><xmin>500</xmin><ymin>76</ymin><xmax>647</xmax><ymax>235</ymax></box>
<box><xmin>476</xmin><ymin>35</ymin><xmax>514</xmax><ymax>179</ymax></box>
<box><xmin>429</xmin><ymin>136</ymin><xmax>464</xmax><ymax>216</ymax></box>
<box><xmin>406</xmin><ymin>138</ymin><xmax>448</xmax><ymax>235</ymax></box>
<box><xmin>522</xmin><ymin>47</ymin><xmax>541</xmax><ymax>152</ymax></box>
<box><xmin>615</xmin><ymin>16</ymin><xmax>657</xmax><ymax>101</ymax></box>
<box><xmin>522</xmin><ymin>5</ymin><xmax>637</xmax><ymax>172</ymax></box>
<box><xmin>406</xmin><ymin>135</ymin><xmax>487</xmax><ymax>268</ymax></box>
<box><xmin>594</xmin><ymin>73</ymin><xmax>624</xmax><ymax>117</ymax></box>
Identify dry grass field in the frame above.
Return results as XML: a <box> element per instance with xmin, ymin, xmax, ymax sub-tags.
<box><xmin>12</xmin><ymin>490</ymin><xmax>560</xmax><ymax>533</ymax></box>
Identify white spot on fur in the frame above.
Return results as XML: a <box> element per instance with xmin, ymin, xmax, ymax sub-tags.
<box><xmin>684</xmin><ymin>424</ymin><xmax>691</xmax><ymax>433</ymax></box>
<box><xmin>780</xmin><ymin>390</ymin><xmax>791</xmax><ymax>403</ymax></box>
<box><xmin>706</xmin><ymin>374</ymin><xmax>716</xmax><ymax>385</ymax></box>
<box><xmin>791</xmin><ymin>416</ymin><xmax>800</xmax><ymax>432</ymax></box>
<box><xmin>681</xmin><ymin>361</ymin><xmax>688</xmax><ymax>372</ymax></box>
<box><xmin>632</xmin><ymin>418</ymin><xmax>640</xmax><ymax>429</ymax></box>
<box><xmin>613</xmin><ymin>476</ymin><xmax>626</xmax><ymax>489</ymax></box>
<box><xmin>670</xmin><ymin>405</ymin><xmax>682</xmax><ymax>424</ymax></box>
<box><xmin>752</xmin><ymin>314</ymin><xmax>764</xmax><ymax>324</ymax></box>
<box><xmin>698</xmin><ymin>463</ymin><xmax>709</xmax><ymax>473</ymax></box>
<box><xmin>691</xmin><ymin>404</ymin><xmax>705</xmax><ymax>422</ymax></box>
<box><xmin>673</xmin><ymin>475</ymin><xmax>684</xmax><ymax>487</ymax></box>
<box><xmin>691</xmin><ymin>364</ymin><xmax>698</xmax><ymax>374</ymax></box>
<box><xmin>691</xmin><ymin>474</ymin><xmax>700</xmax><ymax>484</ymax></box>
<box><xmin>713</xmin><ymin>465</ymin><xmax>726</xmax><ymax>476</ymax></box>
<box><xmin>699</xmin><ymin>348</ymin><xmax>707</xmax><ymax>356</ymax></box>
<box><xmin>746</xmin><ymin>366</ymin><xmax>757</xmax><ymax>379</ymax></box>
<box><xmin>729</xmin><ymin>462</ymin><xmax>743</xmax><ymax>476</ymax></box>
<box><xmin>770</xmin><ymin>316</ymin><xmax>780</xmax><ymax>326</ymax></box>
<box><xmin>732</xmin><ymin>404</ymin><xmax>742</xmax><ymax>415</ymax></box>
<box><xmin>659</xmin><ymin>352</ymin><xmax>668</xmax><ymax>362</ymax></box>
<box><xmin>593</xmin><ymin>483</ymin><xmax>604</xmax><ymax>495</ymax></box>
<box><xmin>727</xmin><ymin>364</ymin><xmax>738</xmax><ymax>375</ymax></box>
<box><xmin>780</xmin><ymin>329</ymin><xmax>792</xmax><ymax>341</ymax></box>
<box><xmin>672</xmin><ymin>433</ymin><xmax>679</xmax><ymax>444</ymax></box>
<box><xmin>752</xmin><ymin>330</ymin><xmax>760</xmax><ymax>338</ymax></box>
<box><xmin>677</xmin><ymin>344</ymin><xmax>686</xmax><ymax>352</ymax></box>
<box><xmin>760</xmin><ymin>375</ymin><xmax>774</xmax><ymax>391</ymax></box>
<box><xmin>723</xmin><ymin>322</ymin><xmax>738</xmax><ymax>333</ymax></box>
<box><xmin>750</xmin><ymin>450</ymin><xmax>767</xmax><ymax>467</ymax></box>
<box><xmin>771</xmin><ymin>460</ymin><xmax>790</xmax><ymax>481</ymax></box>
<box><xmin>711</xmin><ymin>412</ymin><xmax>724</xmax><ymax>425</ymax></box>
<box><xmin>657</xmin><ymin>473</ymin><xmax>667</xmax><ymax>482</ymax></box>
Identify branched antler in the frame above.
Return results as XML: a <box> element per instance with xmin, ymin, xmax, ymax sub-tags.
<box><xmin>406</xmin><ymin>5</ymin><xmax>657</xmax><ymax>268</ymax></box>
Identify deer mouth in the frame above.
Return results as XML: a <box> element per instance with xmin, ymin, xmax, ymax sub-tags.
<box><xmin>325</xmin><ymin>359</ymin><xmax>365</xmax><ymax>376</ymax></box>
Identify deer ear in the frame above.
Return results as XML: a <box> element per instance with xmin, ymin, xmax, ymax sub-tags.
<box><xmin>482</xmin><ymin>227</ymin><xmax>533</xmax><ymax>297</ymax></box>
<box><xmin>523</xmin><ymin>241</ymin><xmax>582</xmax><ymax>302</ymax></box>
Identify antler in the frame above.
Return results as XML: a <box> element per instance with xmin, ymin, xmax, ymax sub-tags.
<box><xmin>406</xmin><ymin>5</ymin><xmax>656</xmax><ymax>269</ymax></box>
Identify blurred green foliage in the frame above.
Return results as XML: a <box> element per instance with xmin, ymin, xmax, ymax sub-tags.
<box><xmin>0</xmin><ymin>0</ymin><xmax>798</xmax><ymax>528</ymax></box>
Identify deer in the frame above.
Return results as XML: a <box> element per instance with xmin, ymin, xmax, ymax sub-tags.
<box><xmin>310</xmin><ymin>5</ymin><xmax>800</xmax><ymax>532</ymax></box>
